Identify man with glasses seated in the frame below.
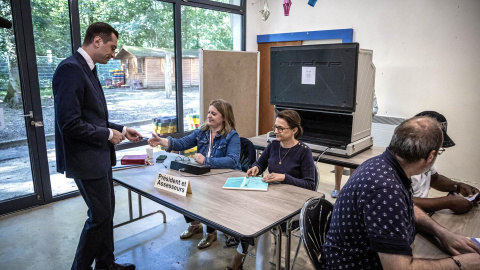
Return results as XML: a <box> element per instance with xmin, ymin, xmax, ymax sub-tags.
<box><xmin>321</xmin><ymin>116</ymin><xmax>480</xmax><ymax>269</ymax></box>
<box><xmin>148</xmin><ymin>99</ymin><xmax>240</xmax><ymax>250</ymax></box>
<box><xmin>411</xmin><ymin>111</ymin><xmax>479</xmax><ymax>214</ymax></box>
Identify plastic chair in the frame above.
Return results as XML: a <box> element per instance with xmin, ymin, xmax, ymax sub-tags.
<box><xmin>299</xmin><ymin>197</ymin><xmax>334</xmax><ymax>270</ymax></box>
<box><xmin>131</xmin><ymin>80</ymin><xmax>145</xmax><ymax>90</ymax></box>
<box><xmin>239</xmin><ymin>137</ymin><xmax>256</xmax><ymax>172</ymax></box>
<box><xmin>313</xmin><ymin>165</ymin><xmax>319</xmax><ymax>192</ymax></box>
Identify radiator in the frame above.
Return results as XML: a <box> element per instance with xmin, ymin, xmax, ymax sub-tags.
<box><xmin>371</xmin><ymin>115</ymin><xmax>405</xmax><ymax>147</ymax></box>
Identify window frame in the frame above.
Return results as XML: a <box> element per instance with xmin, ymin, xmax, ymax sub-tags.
<box><xmin>68</xmin><ymin>0</ymin><xmax>245</xmax><ymax>149</ymax></box>
<box><xmin>137</xmin><ymin>58</ymin><xmax>144</xmax><ymax>74</ymax></box>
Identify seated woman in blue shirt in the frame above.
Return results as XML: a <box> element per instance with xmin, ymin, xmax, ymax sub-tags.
<box><xmin>227</xmin><ymin>109</ymin><xmax>316</xmax><ymax>270</ymax></box>
<box><xmin>148</xmin><ymin>99</ymin><xmax>241</xmax><ymax>249</ymax></box>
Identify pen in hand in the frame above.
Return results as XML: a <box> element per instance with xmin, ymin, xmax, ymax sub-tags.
<box><xmin>242</xmin><ymin>177</ymin><xmax>250</xmax><ymax>187</ymax></box>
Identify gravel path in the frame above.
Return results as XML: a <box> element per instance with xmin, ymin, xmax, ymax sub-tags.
<box><xmin>0</xmin><ymin>87</ymin><xmax>200</xmax><ymax>201</ymax></box>
<box><xmin>1</xmin><ymin>86</ymin><xmax>199</xmax><ymax>142</ymax></box>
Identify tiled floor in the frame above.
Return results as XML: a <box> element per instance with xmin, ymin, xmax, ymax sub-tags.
<box><xmin>0</xmin><ymin>162</ymin><xmax>450</xmax><ymax>270</ymax></box>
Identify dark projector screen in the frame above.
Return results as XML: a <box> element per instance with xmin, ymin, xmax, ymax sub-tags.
<box><xmin>270</xmin><ymin>43</ymin><xmax>359</xmax><ymax>112</ymax></box>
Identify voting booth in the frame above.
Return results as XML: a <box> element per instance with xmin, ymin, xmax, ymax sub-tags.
<box><xmin>269</xmin><ymin>43</ymin><xmax>376</xmax><ymax>157</ymax></box>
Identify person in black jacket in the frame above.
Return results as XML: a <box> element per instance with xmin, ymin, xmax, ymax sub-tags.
<box><xmin>53</xmin><ymin>22</ymin><xmax>141</xmax><ymax>270</ymax></box>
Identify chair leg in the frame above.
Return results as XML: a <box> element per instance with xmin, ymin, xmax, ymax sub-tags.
<box><xmin>291</xmin><ymin>236</ymin><xmax>302</xmax><ymax>270</ymax></box>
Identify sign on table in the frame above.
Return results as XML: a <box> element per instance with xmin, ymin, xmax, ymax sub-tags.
<box><xmin>154</xmin><ymin>172</ymin><xmax>192</xmax><ymax>196</ymax></box>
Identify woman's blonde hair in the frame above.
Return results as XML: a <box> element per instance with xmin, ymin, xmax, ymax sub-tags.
<box><xmin>201</xmin><ymin>99</ymin><xmax>236</xmax><ymax>136</ymax></box>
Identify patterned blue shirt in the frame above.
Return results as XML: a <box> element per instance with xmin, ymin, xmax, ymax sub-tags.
<box><xmin>321</xmin><ymin>149</ymin><xmax>415</xmax><ymax>270</ymax></box>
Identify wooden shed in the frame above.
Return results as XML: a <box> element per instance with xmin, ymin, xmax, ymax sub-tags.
<box><xmin>115</xmin><ymin>46</ymin><xmax>199</xmax><ymax>89</ymax></box>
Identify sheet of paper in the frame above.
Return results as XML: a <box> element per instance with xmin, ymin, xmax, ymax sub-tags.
<box><xmin>155</xmin><ymin>172</ymin><xmax>191</xmax><ymax>196</ymax></box>
<box><xmin>301</xmin><ymin>66</ymin><xmax>316</xmax><ymax>85</ymax></box>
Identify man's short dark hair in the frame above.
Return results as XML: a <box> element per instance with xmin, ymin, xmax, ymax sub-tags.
<box><xmin>388</xmin><ymin>116</ymin><xmax>443</xmax><ymax>164</ymax></box>
<box><xmin>83</xmin><ymin>22</ymin><xmax>119</xmax><ymax>46</ymax></box>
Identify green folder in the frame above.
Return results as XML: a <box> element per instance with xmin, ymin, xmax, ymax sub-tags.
<box><xmin>223</xmin><ymin>177</ymin><xmax>268</xmax><ymax>191</ymax></box>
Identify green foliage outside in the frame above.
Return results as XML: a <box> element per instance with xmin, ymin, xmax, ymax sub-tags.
<box><xmin>0</xmin><ymin>0</ymin><xmax>236</xmax><ymax>105</ymax></box>
<box><xmin>77</xmin><ymin>0</ymin><xmax>234</xmax><ymax>51</ymax></box>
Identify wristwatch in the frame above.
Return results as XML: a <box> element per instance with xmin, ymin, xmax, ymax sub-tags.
<box><xmin>453</xmin><ymin>183</ymin><xmax>460</xmax><ymax>193</ymax></box>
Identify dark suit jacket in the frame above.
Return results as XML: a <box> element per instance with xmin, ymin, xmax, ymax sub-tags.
<box><xmin>53</xmin><ymin>51</ymin><xmax>123</xmax><ymax>179</ymax></box>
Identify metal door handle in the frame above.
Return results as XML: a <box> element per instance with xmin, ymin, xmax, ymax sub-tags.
<box><xmin>31</xmin><ymin>121</ymin><xmax>43</xmax><ymax>127</ymax></box>
<box><xmin>20</xmin><ymin>111</ymin><xmax>33</xmax><ymax>118</ymax></box>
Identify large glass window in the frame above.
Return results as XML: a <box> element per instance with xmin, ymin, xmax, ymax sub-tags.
<box><xmin>207</xmin><ymin>0</ymin><xmax>242</xmax><ymax>6</ymax></box>
<box><xmin>181</xmin><ymin>6</ymin><xmax>242</xmax><ymax>131</ymax></box>
<box><xmin>0</xmin><ymin>0</ymin><xmax>244</xmax><ymax>206</ymax></box>
<box><xmin>30</xmin><ymin>0</ymin><xmax>74</xmax><ymax>197</ymax></box>
<box><xmin>79</xmin><ymin>0</ymin><xmax>176</xmax><ymax>138</ymax></box>
<box><xmin>0</xmin><ymin>1</ymin><xmax>36</xmax><ymax>201</ymax></box>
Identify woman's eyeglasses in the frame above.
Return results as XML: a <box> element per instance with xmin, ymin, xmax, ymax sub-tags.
<box><xmin>437</xmin><ymin>148</ymin><xmax>445</xmax><ymax>156</ymax></box>
<box><xmin>272</xmin><ymin>125</ymin><xmax>291</xmax><ymax>133</ymax></box>
<box><xmin>175</xmin><ymin>156</ymin><xmax>190</xmax><ymax>162</ymax></box>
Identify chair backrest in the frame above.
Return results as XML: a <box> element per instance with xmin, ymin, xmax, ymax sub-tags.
<box><xmin>239</xmin><ymin>137</ymin><xmax>256</xmax><ymax>172</ymax></box>
<box><xmin>313</xmin><ymin>165</ymin><xmax>319</xmax><ymax>191</ymax></box>
<box><xmin>299</xmin><ymin>197</ymin><xmax>334</xmax><ymax>270</ymax></box>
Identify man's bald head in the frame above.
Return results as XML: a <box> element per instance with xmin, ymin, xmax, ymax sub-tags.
<box><xmin>389</xmin><ymin>116</ymin><xmax>443</xmax><ymax>164</ymax></box>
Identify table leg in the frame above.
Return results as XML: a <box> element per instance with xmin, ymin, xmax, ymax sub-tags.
<box><xmin>275</xmin><ymin>225</ymin><xmax>282</xmax><ymax>270</ymax></box>
<box><xmin>114</xmin><ymin>187</ymin><xmax>167</xmax><ymax>228</ymax></box>
<box><xmin>128</xmin><ymin>189</ymin><xmax>133</xmax><ymax>220</ymax></box>
<box><xmin>138</xmin><ymin>194</ymin><xmax>142</xmax><ymax>216</ymax></box>
<box><xmin>285</xmin><ymin>219</ymin><xmax>292</xmax><ymax>270</ymax></box>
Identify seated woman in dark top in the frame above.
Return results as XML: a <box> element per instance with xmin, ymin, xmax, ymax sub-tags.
<box><xmin>148</xmin><ymin>99</ymin><xmax>240</xmax><ymax>250</ymax></box>
<box><xmin>227</xmin><ymin>109</ymin><xmax>316</xmax><ymax>270</ymax></box>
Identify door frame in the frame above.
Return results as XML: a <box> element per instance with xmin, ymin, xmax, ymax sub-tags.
<box><xmin>0</xmin><ymin>0</ymin><xmax>54</xmax><ymax>215</ymax></box>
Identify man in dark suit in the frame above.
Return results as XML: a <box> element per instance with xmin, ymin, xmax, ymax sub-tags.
<box><xmin>53</xmin><ymin>22</ymin><xmax>140</xmax><ymax>270</ymax></box>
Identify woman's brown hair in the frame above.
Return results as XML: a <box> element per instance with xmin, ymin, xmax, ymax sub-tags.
<box><xmin>276</xmin><ymin>109</ymin><xmax>303</xmax><ymax>139</ymax></box>
<box><xmin>201</xmin><ymin>99</ymin><xmax>236</xmax><ymax>136</ymax></box>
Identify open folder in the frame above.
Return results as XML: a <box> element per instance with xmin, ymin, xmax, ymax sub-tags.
<box><xmin>223</xmin><ymin>177</ymin><xmax>268</xmax><ymax>191</ymax></box>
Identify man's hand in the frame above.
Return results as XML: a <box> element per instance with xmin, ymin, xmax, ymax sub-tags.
<box><xmin>438</xmin><ymin>229</ymin><xmax>480</xmax><ymax>256</ymax></box>
<box><xmin>378</xmin><ymin>252</ymin><xmax>480</xmax><ymax>269</ymax></box>
<box><xmin>458</xmin><ymin>183</ymin><xmax>479</xmax><ymax>197</ymax></box>
<box><xmin>263</xmin><ymin>172</ymin><xmax>285</xmax><ymax>183</ymax></box>
<box><xmin>448</xmin><ymin>196</ymin><xmax>473</xmax><ymax>214</ymax></box>
<box><xmin>109</xmin><ymin>129</ymin><xmax>124</xmax><ymax>145</ymax></box>
<box><xmin>246</xmin><ymin>166</ymin><xmax>259</xmax><ymax>177</ymax></box>
<box><xmin>125</xmin><ymin>127</ymin><xmax>142</xmax><ymax>142</ymax></box>
<box><xmin>148</xmin><ymin>133</ymin><xmax>169</xmax><ymax>148</ymax></box>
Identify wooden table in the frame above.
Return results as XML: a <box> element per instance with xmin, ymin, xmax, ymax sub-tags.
<box><xmin>113</xmin><ymin>151</ymin><xmax>323</xmax><ymax>270</ymax></box>
<box><xmin>412</xmin><ymin>206</ymin><xmax>480</xmax><ymax>258</ymax></box>
<box><xmin>249</xmin><ymin>134</ymin><xmax>385</xmax><ymax>169</ymax></box>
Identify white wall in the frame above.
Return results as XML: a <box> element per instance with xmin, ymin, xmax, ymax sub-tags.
<box><xmin>246</xmin><ymin>0</ymin><xmax>480</xmax><ymax>185</ymax></box>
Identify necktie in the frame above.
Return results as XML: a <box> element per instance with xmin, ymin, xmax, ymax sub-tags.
<box><xmin>92</xmin><ymin>66</ymin><xmax>102</xmax><ymax>89</ymax></box>
<box><xmin>92</xmin><ymin>66</ymin><xmax>109</xmax><ymax>118</ymax></box>
<box><xmin>92</xmin><ymin>66</ymin><xmax>98</xmax><ymax>79</ymax></box>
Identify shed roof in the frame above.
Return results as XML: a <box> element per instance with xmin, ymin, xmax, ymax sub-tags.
<box><xmin>115</xmin><ymin>46</ymin><xmax>199</xmax><ymax>59</ymax></box>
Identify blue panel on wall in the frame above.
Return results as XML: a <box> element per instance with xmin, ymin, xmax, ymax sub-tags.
<box><xmin>257</xmin><ymin>29</ymin><xmax>353</xmax><ymax>43</ymax></box>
